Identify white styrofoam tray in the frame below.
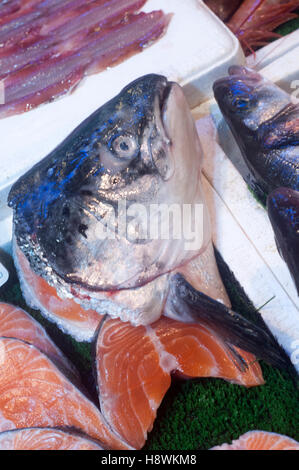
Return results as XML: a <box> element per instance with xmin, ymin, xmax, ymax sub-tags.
<box><xmin>0</xmin><ymin>0</ymin><xmax>244</xmax><ymax>224</ymax></box>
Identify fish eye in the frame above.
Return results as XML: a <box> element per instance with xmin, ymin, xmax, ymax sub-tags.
<box><xmin>232</xmin><ymin>97</ymin><xmax>249</xmax><ymax>110</ymax></box>
<box><xmin>111</xmin><ymin>134</ymin><xmax>138</xmax><ymax>160</ymax></box>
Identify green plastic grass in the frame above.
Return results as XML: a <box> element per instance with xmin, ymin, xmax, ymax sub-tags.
<box><xmin>143</xmin><ymin>251</ymin><xmax>299</xmax><ymax>450</ymax></box>
<box><xmin>145</xmin><ymin>364</ymin><xmax>299</xmax><ymax>450</ymax></box>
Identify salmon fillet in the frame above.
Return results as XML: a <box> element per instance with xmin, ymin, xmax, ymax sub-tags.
<box><xmin>0</xmin><ymin>336</ymin><xmax>131</xmax><ymax>449</ymax></box>
<box><xmin>95</xmin><ymin>316</ymin><xmax>264</xmax><ymax>449</ymax></box>
<box><xmin>0</xmin><ymin>302</ymin><xmax>76</xmax><ymax>377</ymax></box>
<box><xmin>0</xmin><ymin>427</ymin><xmax>104</xmax><ymax>450</ymax></box>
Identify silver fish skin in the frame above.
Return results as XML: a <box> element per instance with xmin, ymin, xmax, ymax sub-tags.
<box><xmin>8</xmin><ymin>74</ymin><xmax>210</xmax><ymax>325</ymax></box>
<box><xmin>267</xmin><ymin>187</ymin><xmax>299</xmax><ymax>296</ymax></box>
<box><xmin>213</xmin><ymin>66</ymin><xmax>299</xmax><ymax>198</ymax></box>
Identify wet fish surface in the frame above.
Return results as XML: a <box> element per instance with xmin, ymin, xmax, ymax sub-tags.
<box><xmin>95</xmin><ymin>314</ymin><xmax>264</xmax><ymax>449</ymax></box>
<box><xmin>213</xmin><ymin>66</ymin><xmax>299</xmax><ymax>198</ymax></box>
<box><xmin>267</xmin><ymin>187</ymin><xmax>299</xmax><ymax>295</ymax></box>
<box><xmin>0</xmin><ymin>1</ymin><xmax>171</xmax><ymax>118</ymax></box>
<box><xmin>204</xmin><ymin>0</ymin><xmax>242</xmax><ymax>22</ymax></box>
<box><xmin>9</xmin><ymin>73</ymin><xmax>210</xmax><ymax>325</ymax></box>
<box><xmin>0</xmin><ymin>301</ymin><xmax>78</xmax><ymax>376</ymax></box>
<box><xmin>0</xmin><ymin>336</ymin><xmax>130</xmax><ymax>449</ymax></box>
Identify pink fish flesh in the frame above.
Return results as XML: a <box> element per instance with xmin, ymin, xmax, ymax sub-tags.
<box><xmin>0</xmin><ymin>11</ymin><xmax>171</xmax><ymax>118</ymax></box>
<box><xmin>0</xmin><ymin>0</ymin><xmax>147</xmax><ymax>78</ymax></box>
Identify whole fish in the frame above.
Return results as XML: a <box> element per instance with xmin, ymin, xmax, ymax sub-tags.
<box><xmin>213</xmin><ymin>66</ymin><xmax>299</xmax><ymax>198</ymax></box>
<box><xmin>267</xmin><ymin>187</ymin><xmax>299</xmax><ymax>295</ymax></box>
<box><xmin>9</xmin><ymin>74</ymin><xmax>290</xmax><ymax>370</ymax></box>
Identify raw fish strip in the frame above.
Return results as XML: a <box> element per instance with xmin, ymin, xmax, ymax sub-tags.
<box><xmin>0</xmin><ymin>1</ymin><xmax>44</xmax><ymax>22</ymax></box>
<box><xmin>0</xmin><ymin>11</ymin><xmax>170</xmax><ymax>118</ymax></box>
<box><xmin>14</xmin><ymin>244</ymin><xmax>103</xmax><ymax>343</ymax></box>
<box><xmin>0</xmin><ymin>1</ymin><xmax>22</xmax><ymax>18</ymax></box>
<box><xmin>0</xmin><ymin>427</ymin><xmax>104</xmax><ymax>450</ymax></box>
<box><xmin>40</xmin><ymin>0</ymin><xmax>147</xmax><ymax>37</ymax></box>
<box><xmin>95</xmin><ymin>317</ymin><xmax>264</xmax><ymax>449</ymax></box>
<box><xmin>0</xmin><ymin>0</ymin><xmax>76</xmax><ymax>25</ymax></box>
<box><xmin>0</xmin><ymin>337</ymin><xmax>131</xmax><ymax>449</ymax></box>
<box><xmin>0</xmin><ymin>0</ymin><xmax>147</xmax><ymax>78</ymax></box>
<box><xmin>0</xmin><ymin>302</ymin><xmax>78</xmax><ymax>378</ymax></box>
<box><xmin>80</xmin><ymin>11</ymin><xmax>171</xmax><ymax>75</ymax></box>
<box><xmin>0</xmin><ymin>0</ymin><xmax>105</xmax><ymax>47</ymax></box>
<box><xmin>0</xmin><ymin>9</ymin><xmax>40</xmax><ymax>44</ymax></box>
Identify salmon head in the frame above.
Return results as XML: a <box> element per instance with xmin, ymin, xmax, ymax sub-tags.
<box><xmin>213</xmin><ymin>66</ymin><xmax>299</xmax><ymax>197</ymax></box>
<box><xmin>8</xmin><ymin>74</ymin><xmax>210</xmax><ymax>298</ymax></box>
<box><xmin>9</xmin><ymin>77</ymin><xmax>292</xmax><ymax>371</ymax></box>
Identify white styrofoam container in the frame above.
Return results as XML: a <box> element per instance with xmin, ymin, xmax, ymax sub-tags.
<box><xmin>0</xmin><ymin>0</ymin><xmax>244</xmax><ymax>232</ymax></box>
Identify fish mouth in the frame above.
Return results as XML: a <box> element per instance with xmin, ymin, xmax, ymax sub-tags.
<box><xmin>228</xmin><ymin>66</ymin><xmax>261</xmax><ymax>80</ymax></box>
<box><xmin>157</xmin><ymin>79</ymin><xmax>174</xmax><ymax>142</ymax></box>
<box><xmin>213</xmin><ymin>66</ymin><xmax>262</xmax><ymax>96</ymax></box>
<box><xmin>159</xmin><ymin>80</ymin><xmax>185</xmax><ymax>162</ymax></box>
<box><xmin>160</xmin><ymin>81</ymin><xmax>173</xmax><ymax>118</ymax></box>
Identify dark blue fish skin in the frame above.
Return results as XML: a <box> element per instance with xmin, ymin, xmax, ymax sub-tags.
<box><xmin>267</xmin><ymin>187</ymin><xmax>299</xmax><ymax>295</ymax></box>
<box><xmin>213</xmin><ymin>66</ymin><xmax>299</xmax><ymax>198</ymax></box>
<box><xmin>8</xmin><ymin>74</ymin><xmax>173</xmax><ymax>291</ymax></box>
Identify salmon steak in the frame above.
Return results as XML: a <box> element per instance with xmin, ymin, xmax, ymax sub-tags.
<box><xmin>211</xmin><ymin>430</ymin><xmax>299</xmax><ymax>450</ymax></box>
<box><xmin>95</xmin><ymin>316</ymin><xmax>264</xmax><ymax>449</ymax></box>
<box><xmin>0</xmin><ymin>336</ymin><xmax>130</xmax><ymax>449</ymax></box>
<box><xmin>0</xmin><ymin>428</ymin><xmax>104</xmax><ymax>450</ymax></box>
<box><xmin>0</xmin><ymin>301</ymin><xmax>77</xmax><ymax>376</ymax></box>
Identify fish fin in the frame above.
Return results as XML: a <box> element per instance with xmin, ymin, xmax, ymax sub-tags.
<box><xmin>260</xmin><ymin>103</ymin><xmax>299</xmax><ymax>149</ymax></box>
<box><xmin>177</xmin><ymin>242</ymin><xmax>231</xmax><ymax>308</ymax></box>
<box><xmin>225</xmin><ymin>343</ymin><xmax>249</xmax><ymax>373</ymax></box>
<box><xmin>169</xmin><ymin>273</ymin><xmax>292</xmax><ymax>371</ymax></box>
